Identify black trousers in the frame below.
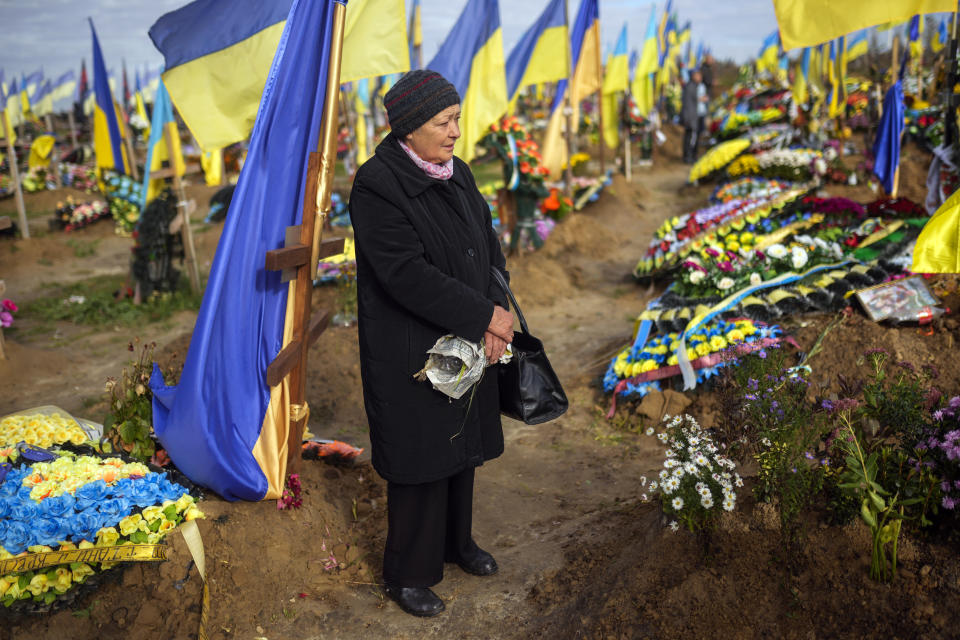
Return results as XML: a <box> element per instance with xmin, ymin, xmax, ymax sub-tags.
<box><xmin>383</xmin><ymin>466</ymin><xmax>479</xmax><ymax>587</ymax></box>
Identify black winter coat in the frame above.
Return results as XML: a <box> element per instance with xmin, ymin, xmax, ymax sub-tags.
<box><xmin>349</xmin><ymin>134</ymin><xmax>509</xmax><ymax>485</ymax></box>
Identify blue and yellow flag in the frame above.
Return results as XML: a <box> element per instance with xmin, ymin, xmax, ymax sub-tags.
<box><xmin>150</xmin><ymin>0</ymin><xmax>408</xmax><ymax>150</ymax></box>
<box><xmin>4</xmin><ymin>77</ymin><xmax>22</xmax><ymax>131</ymax></box>
<box><xmin>631</xmin><ymin>4</ymin><xmax>658</xmax><ymax>117</ymax></box>
<box><xmin>150</xmin><ymin>0</ymin><xmax>340</xmax><ymax>502</ymax></box>
<box><xmin>50</xmin><ymin>71</ymin><xmax>77</xmax><ymax>105</ymax></box>
<box><xmin>91</xmin><ymin>20</ymin><xmax>128</xmax><ymax>175</ymax></box>
<box><xmin>846</xmin><ymin>29</ymin><xmax>868</xmax><ymax>62</ymax></box>
<box><xmin>601</xmin><ymin>23</ymin><xmax>628</xmax><ymax>149</ymax></box>
<box><xmin>505</xmin><ymin>0</ymin><xmax>568</xmax><ymax>104</ymax></box>
<box><xmin>542</xmin><ymin>0</ymin><xmax>601</xmax><ymax>177</ymax></box>
<box><xmin>134</xmin><ymin>71</ymin><xmax>151</xmax><ymax>138</ymax></box>
<box><xmin>872</xmin><ymin>78</ymin><xmax>904</xmax><ymax>194</ymax></box>
<box><xmin>913</xmin><ymin>183</ymin><xmax>960</xmax><ymax>273</ymax></box>
<box><xmin>793</xmin><ymin>48</ymin><xmax>809</xmax><ymax>105</ymax></box>
<box><xmin>31</xmin><ymin>80</ymin><xmax>54</xmax><ymax>118</ymax></box>
<box><xmin>409</xmin><ymin>0</ymin><xmax>422</xmax><ymax>68</ymax></box>
<box><xmin>141</xmin><ymin>78</ymin><xmax>186</xmax><ymax>207</ymax></box>
<box><xmin>758</xmin><ymin>30</ymin><xmax>780</xmax><ymax>73</ymax></box>
<box><xmin>22</xmin><ymin>70</ymin><xmax>43</xmax><ymax>100</ymax></box>
<box><xmin>426</xmin><ymin>0</ymin><xmax>507</xmax><ymax>163</ymax></box>
<box><xmin>657</xmin><ymin>0</ymin><xmax>673</xmax><ymax>62</ymax></box>
<box><xmin>909</xmin><ymin>14</ymin><xmax>925</xmax><ymax>58</ymax></box>
<box><xmin>934</xmin><ymin>16</ymin><xmax>949</xmax><ymax>53</ymax></box>
<box><xmin>774</xmin><ymin>0</ymin><xmax>953</xmax><ymax>50</ymax></box>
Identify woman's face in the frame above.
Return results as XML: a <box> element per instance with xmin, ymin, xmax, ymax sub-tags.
<box><xmin>405</xmin><ymin>104</ymin><xmax>461</xmax><ymax>164</ymax></box>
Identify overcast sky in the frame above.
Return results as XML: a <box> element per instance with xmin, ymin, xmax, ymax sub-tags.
<box><xmin>0</xmin><ymin>0</ymin><xmax>781</xmax><ymax>85</ymax></box>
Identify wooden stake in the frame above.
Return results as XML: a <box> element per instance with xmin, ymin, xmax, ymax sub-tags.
<box><xmin>2</xmin><ymin>110</ymin><xmax>29</xmax><ymax>239</ymax></box>
<box><xmin>163</xmin><ymin>125</ymin><xmax>201</xmax><ymax>294</ymax></box>
<box><xmin>120</xmin><ymin>112</ymin><xmax>139</xmax><ymax>181</ymax></box>
<box><xmin>595</xmin><ymin>28</ymin><xmax>605</xmax><ymax>175</ymax></box>
<box><xmin>624</xmin><ymin>132</ymin><xmax>631</xmax><ymax>181</ymax></box>
<box><xmin>44</xmin><ymin>115</ymin><xmax>62</xmax><ymax>188</ymax></box>
<box><xmin>67</xmin><ymin>110</ymin><xmax>78</xmax><ymax>150</ymax></box>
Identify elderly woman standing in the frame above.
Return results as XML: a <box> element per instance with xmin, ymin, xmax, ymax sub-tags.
<box><xmin>349</xmin><ymin>70</ymin><xmax>514</xmax><ymax>617</ymax></box>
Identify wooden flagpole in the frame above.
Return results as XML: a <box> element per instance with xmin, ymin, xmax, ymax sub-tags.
<box><xmin>162</xmin><ymin>125</ymin><xmax>201</xmax><ymax>294</ymax></box>
<box><xmin>562</xmin><ymin>0</ymin><xmax>575</xmax><ymax>199</ymax></box>
<box><xmin>595</xmin><ymin>22</ymin><xmax>606</xmax><ymax>175</ymax></box>
<box><xmin>2</xmin><ymin>110</ymin><xmax>29</xmax><ymax>239</ymax></box>
<box><xmin>264</xmin><ymin>2</ymin><xmax>348</xmax><ymax>476</ymax></box>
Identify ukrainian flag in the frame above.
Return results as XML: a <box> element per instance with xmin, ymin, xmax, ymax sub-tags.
<box><xmin>426</xmin><ymin>0</ymin><xmax>507</xmax><ymax>164</ymax></box>
<box><xmin>601</xmin><ymin>23</ymin><xmax>628</xmax><ymax>149</ymax></box>
<box><xmin>150</xmin><ymin>0</ymin><xmax>341</xmax><ymax>502</ymax></box>
<box><xmin>631</xmin><ymin>4</ymin><xmax>658</xmax><ymax>117</ymax></box>
<box><xmin>150</xmin><ymin>0</ymin><xmax>408</xmax><ymax>150</ymax></box>
<box><xmin>141</xmin><ymin>77</ymin><xmax>185</xmax><ymax>208</ymax></box>
<box><xmin>827</xmin><ymin>38</ymin><xmax>842</xmax><ymax>118</ymax></box>
<box><xmin>774</xmin><ymin>0</ymin><xmax>952</xmax><ymax>50</ymax></box>
<box><xmin>50</xmin><ymin>71</ymin><xmax>76</xmax><ymax>105</ymax></box>
<box><xmin>542</xmin><ymin>0</ymin><xmax>601</xmax><ymax>177</ymax></box>
<box><xmin>22</xmin><ymin>71</ymin><xmax>43</xmax><ymax>100</ymax></box>
<box><xmin>657</xmin><ymin>0</ymin><xmax>673</xmax><ymax>62</ymax></box>
<box><xmin>758</xmin><ymin>30</ymin><xmax>780</xmax><ymax>73</ymax></box>
<box><xmin>909</xmin><ymin>15</ymin><xmax>924</xmax><ymax>59</ymax></box>
<box><xmin>31</xmin><ymin>80</ymin><xmax>53</xmax><ymax>118</ymax></box>
<box><xmin>134</xmin><ymin>71</ymin><xmax>151</xmax><ymax>138</ymax></box>
<box><xmin>91</xmin><ymin>19</ymin><xmax>129</xmax><ymax>175</ymax></box>
<box><xmin>505</xmin><ymin>0</ymin><xmax>568</xmax><ymax>105</ymax></box>
<box><xmin>846</xmin><ymin>29</ymin><xmax>868</xmax><ymax>62</ymax></box>
<box><xmin>4</xmin><ymin>77</ymin><xmax>22</xmax><ymax>130</ymax></box>
<box><xmin>934</xmin><ymin>16</ymin><xmax>949</xmax><ymax>53</ymax></box>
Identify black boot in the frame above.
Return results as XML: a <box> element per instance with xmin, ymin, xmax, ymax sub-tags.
<box><xmin>454</xmin><ymin>547</ymin><xmax>498</xmax><ymax>576</ymax></box>
<box><xmin>383</xmin><ymin>584</ymin><xmax>445</xmax><ymax>617</ymax></box>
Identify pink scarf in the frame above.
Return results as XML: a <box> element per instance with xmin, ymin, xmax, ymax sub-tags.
<box><xmin>399</xmin><ymin>140</ymin><xmax>454</xmax><ymax>180</ymax></box>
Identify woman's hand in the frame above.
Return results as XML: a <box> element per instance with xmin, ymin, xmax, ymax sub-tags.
<box><xmin>484</xmin><ymin>331</ymin><xmax>508</xmax><ymax>363</ymax></box>
<box><xmin>487</xmin><ymin>306</ymin><xmax>514</xmax><ymax>342</ymax></box>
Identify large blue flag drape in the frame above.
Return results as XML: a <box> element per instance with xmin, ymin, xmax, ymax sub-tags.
<box><xmin>150</xmin><ymin>0</ymin><xmax>341</xmax><ymax>501</ymax></box>
<box><xmin>872</xmin><ymin>79</ymin><xmax>904</xmax><ymax>195</ymax></box>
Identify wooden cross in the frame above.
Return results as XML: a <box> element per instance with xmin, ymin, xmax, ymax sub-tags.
<box><xmin>263</xmin><ymin>0</ymin><xmax>348</xmax><ymax>477</ymax></box>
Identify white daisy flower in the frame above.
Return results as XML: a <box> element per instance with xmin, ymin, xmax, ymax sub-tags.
<box><xmin>640</xmin><ymin>476</ymin><xmax>647</xmax><ymax>486</ymax></box>
<box><xmin>672</xmin><ymin>467</ymin><xmax>684</xmax><ymax>479</ymax></box>
<box><xmin>649</xmin><ymin>481</ymin><xmax>659</xmax><ymax>491</ymax></box>
<box><xmin>664</xmin><ymin>458</ymin><xmax>678</xmax><ymax>468</ymax></box>
<box><xmin>734</xmin><ymin>476</ymin><xmax>744</xmax><ymax>487</ymax></box>
<box><xmin>641</xmin><ymin>493</ymin><xmax>649</xmax><ymax>501</ymax></box>
<box><xmin>671</xmin><ymin>497</ymin><xmax>684</xmax><ymax>510</ymax></box>
<box><xmin>665</xmin><ymin>449</ymin><xmax>677</xmax><ymax>458</ymax></box>
<box><xmin>683</xmin><ymin>462</ymin><xmax>698</xmax><ymax>475</ymax></box>
<box><xmin>645</xmin><ymin>427</ymin><xmax>655</xmax><ymax>436</ymax></box>
<box><xmin>669</xmin><ymin>521</ymin><xmax>679</xmax><ymax>532</ymax></box>
<box><xmin>659</xmin><ymin>470</ymin><xmax>669</xmax><ymax>481</ymax></box>
<box><xmin>701</xmin><ymin>495</ymin><xmax>714</xmax><ymax>509</ymax></box>
<box><xmin>688</xmin><ymin>436</ymin><xmax>700</xmax><ymax>446</ymax></box>
<box><xmin>657</xmin><ymin>432</ymin><xmax>669</xmax><ymax>442</ymax></box>
<box><xmin>695</xmin><ymin>482</ymin><xmax>707</xmax><ymax>493</ymax></box>
<box><xmin>723</xmin><ymin>498</ymin><xmax>736</xmax><ymax>511</ymax></box>
<box><xmin>694</xmin><ymin>453</ymin><xmax>709</xmax><ymax>466</ymax></box>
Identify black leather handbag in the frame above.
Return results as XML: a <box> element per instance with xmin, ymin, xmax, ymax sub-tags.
<box><xmin>489</xmin><ymin>267</ymin><xmax>568</xmax><ymax>424</ymax></box>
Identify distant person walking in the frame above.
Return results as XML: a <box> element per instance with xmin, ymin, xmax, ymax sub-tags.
<box><xmin>701</xmin><ymin>53</ymin><xmax>715</xmax><ymax>98</ymax></box>
<box><xmin>681</xmin><ymin>70</ymin><xmax>708</xmax><ymax>164</ymax></box>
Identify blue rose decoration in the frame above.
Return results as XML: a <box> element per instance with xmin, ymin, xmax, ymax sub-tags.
<box><xmin>3</xmin><ymin>521</ymin><xmax>31</xmax><ymax>554</ymax></box>
<box><xmin>75</xmin><ymin>480</ymin><xmax>108</xmax><ymax>511</ymax></box>
<box><xmin>10</xmin><ymin>500</ymin><xmax>39</xmax><ymax>521</ymax></box>
<box><xmin>39</xmin><ymin>493</ymin><xmax>75</xmax><ymax>518</ymax></box>
<box><xmin>98</xmin><ymin>497</ymin><xmax>133</xmax><ymax>524</ymax></box>
<box><xmin>0</xmin><ymin>496</ymin><xmax>11</xmax><ymax>519</ymax></box>
<box><xmin>71</xmin><ymin>509</ymin><xmax>104</xmax><ymax>543</ymax></box>
<box><xmin>128</xmin><ymin>479</ymin><xmax>162</xmax><ymax>507</ymax></box>
<box><xmin>34</xmin><ymin>517</ymin><xmax>66</xmax><ymax>547</ymax></box>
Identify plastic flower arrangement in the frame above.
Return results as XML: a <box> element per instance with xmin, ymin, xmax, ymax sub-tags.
<box><xmin>711</xmin><ymin>177</ymin><xmax>791</xmax><ymax>204</ymax></box>
<box><xmin>688</xmin><ymin>137</ymin><xmax>751</xmax><ymax>183</ymax></box>
<box><xmin>102</xmin><ymin>173</ymin><xmax>144</xmax><ymax>235</ymax></box>
<box><xmin>53</xmin><ymin>196</ymin><xmax>110</xmax><ymax>232</ymax></box>
<box><xmin>0</xmin><ymin>298</ymin><xmax>17</xmax><ymax>330</ymax></box>
<box><xmin>673</xmin><ymin>236</ymin><xmax>845</xmax><ymax>299</ymax></box>
<box><xmin>540</xmin><ymin>187</ymin><xmax>574</xmax><ymax>221</ymax></box>
<box><xmin>644</xmin><ymin>414</ymin><xmax>742</xmax><ymax>533</ymax></box>
<box><xmin>603</xmin><ymin>318</ymin><xmax>781</xmax><ymax>399</ymax></box>
<box><xmin>752</xmin><ymin>148</ymin><xmax>823</xmax><ymax>181</ymax></box>
<box><xmin>0</xmin><ymin>411</ymin><xmax>88</xmax><ymax>450</ymax></box>
<box><xmin>718</xmin><ymin>107</ymin><xmax>785</xmax><ymax>139</ymax></box>
<box><xmin>22</xmin><ymin>167</ymin><xmax>54</xmax><ymax>193</ymax></box>
<box><xmin>482</xmin><ymin>116</ymin><xmax>551</xmax><ymax>185</ymax></box>
<box><xmin>726</xmin><ymin>154</ymin><xmax>760</xmax><ymax>177</ymax></box>
<box><xmin>0</xmin><ymin>448</ymin><xmax>202</xmax><ymax>609</ymax></box>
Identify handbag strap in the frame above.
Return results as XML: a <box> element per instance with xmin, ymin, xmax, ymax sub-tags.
<box><xmin>489</xmin><ymin>266</ymin><xmax>530</xmax><ymax>335</ymax></box>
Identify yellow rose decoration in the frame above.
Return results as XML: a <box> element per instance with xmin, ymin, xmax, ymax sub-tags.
<box><xmin>175</xmin><ymin>494</ymin><xmax>195</xmax><ymax>513</ymax></box>
<box><xmin>119</xmin><ymin>514</ymin><xmax>143</xmax><ymax>536</ymax></box>
<box><xmin>72</xmin><ymin>563</ymin><xmax>95</xmax><ymax>582</ymax></box>
<box><xmin>184</xmin><ymin>507</ymin><xmax>205</xmax><ymax>522</ymax></box>
<box><xmin>142</xmin><ymin>505</ymin><xmax>164</xmax><ymax>522</ymax></box>
<box><xmin>710</xmin><ymin>336</ymin><xmax>728</xmax><ymax>351</ymax></box>
<box><xmin>96</xmin><ymin>527</ymin><xmax>120</xmax><ymax>547</ymax></box>
<box><xmin>27</xmin><ymin>573</ymin><xmax>48</xmax><ymax>596</ymax></box>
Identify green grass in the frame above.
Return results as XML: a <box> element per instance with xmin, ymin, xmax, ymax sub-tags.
<box><xmin>21</xmin><ymin>275</ymin><xmax>201</xmax><ymax>327</ymax></box>
<box><xmin>65</xmin><ymin>237</ymin><xmax>101</xmax><ymax>258</ymax></box>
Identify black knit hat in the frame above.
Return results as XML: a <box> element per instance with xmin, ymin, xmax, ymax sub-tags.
<box><xmin>384</xmin><ymin>70</ymin><xmax>460</xmax><ymax>138</ymax></box>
